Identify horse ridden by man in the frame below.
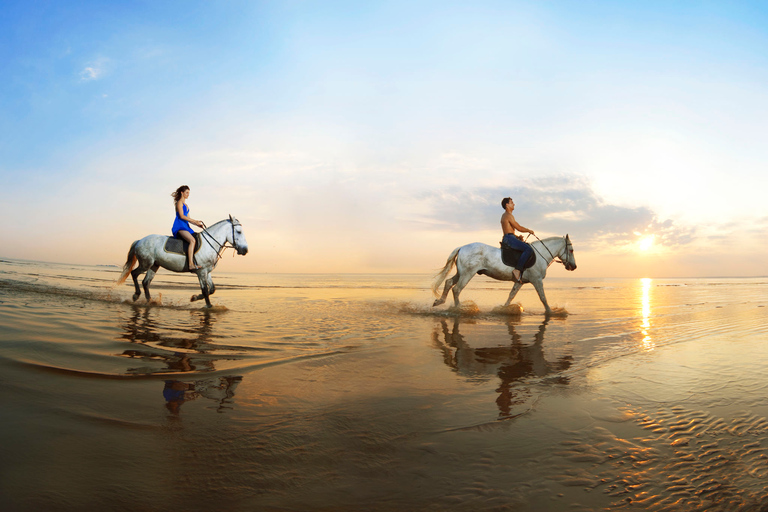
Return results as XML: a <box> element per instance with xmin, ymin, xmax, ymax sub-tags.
<box><xmin>432</xmin><ymin>197</ymin><xmax>577</xmax><ymax>315</ymax></box>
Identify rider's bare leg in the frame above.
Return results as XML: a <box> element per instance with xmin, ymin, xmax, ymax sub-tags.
<box><xmin>178</xmin><ymin>231</ymin><xmax>199</xmax><ymax>270</ymax></box>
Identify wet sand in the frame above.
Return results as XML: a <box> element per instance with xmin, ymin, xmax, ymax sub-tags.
<box><xmin>1</xmin><ymin>259</ymin><xmax>768</xmax><ymax>511</ymax></box>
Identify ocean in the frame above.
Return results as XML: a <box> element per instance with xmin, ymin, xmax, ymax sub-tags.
<box><xmin>1</xmin><ymin>257</ymin><xmax>767</xmax><ymax>511</ymax></box>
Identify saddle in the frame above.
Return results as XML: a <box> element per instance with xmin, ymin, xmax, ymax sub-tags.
<box><xmin>164</xmin><ymin>234</ymin><xmax>203</xmax><ymax>256</ymax></box>
<box><xmin>500</xmin><ymin>241</ymin><xmax>536</xmax><ymax>269</ymax></box>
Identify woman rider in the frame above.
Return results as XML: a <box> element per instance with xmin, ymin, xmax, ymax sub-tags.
<box><xmin>171</xmin><ymin>185</ymin><xmax>204</xmax><ymax>270</ymax></box>
<box><xmin>500</xmin><ymin>197</ymin><xmax>535</xmax><ymax>283</ymax></box>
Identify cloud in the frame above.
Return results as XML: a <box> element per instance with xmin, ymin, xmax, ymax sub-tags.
<box><xmin>408</xmin><ymin>174</ymin><xmax>698</xmax><ymax>250</ymax></box>
<box><xmin>80</xmin><ymin>67</ymin><xmax>100</xmax><ymax>81</ymax></box>
<box><xmin>79</xmin><ymin>57</ymin><xmax>109</xmax><ymax>81</ymax></box>
<box><xmin>702</xmin><ymin>216</ymin><xmax>768</xmax><ymax>250</ymax></box>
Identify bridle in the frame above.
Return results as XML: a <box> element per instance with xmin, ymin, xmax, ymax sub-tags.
<box><xmin>199</xmin><ymin>219</ymin><xmax>240</xmax><ymax>268</ymax></box>
<box><xmin>562</xmin><ymin>236</ymin><xmax>575</xmax><ymax>270</ymax></box>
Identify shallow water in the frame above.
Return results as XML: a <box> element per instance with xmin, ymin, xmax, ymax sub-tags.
<box><xmin>1</xmin><ymin>258</ymin><xmax>768</xmax><ymax>511</ymax></box>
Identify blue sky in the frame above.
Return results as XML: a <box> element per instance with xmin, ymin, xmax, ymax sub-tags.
<box><xmin>2</xmin><ymin>1</ymin><xmax>767</xmax><ymax>276</ymax></box>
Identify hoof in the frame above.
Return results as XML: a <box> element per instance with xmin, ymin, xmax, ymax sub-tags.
<box><xmin>432</xmin><ymin>299</ymin><xmax>445</xmax><ymax>307</ymax></box>
<box><xmin>191</xmin><ymin>294</ymin><xmax>198</xmax><ymax>302</ymax></box>
<box><xmin>132</xmin><ymin>293</ymin><xmax>140</xmax><ymax>302</ymax></box>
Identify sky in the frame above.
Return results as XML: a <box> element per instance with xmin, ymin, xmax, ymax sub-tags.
<box><xmin>1</xmin><ymin>0</ymin><xmax>767</xmax><ymax>277</ymax></box>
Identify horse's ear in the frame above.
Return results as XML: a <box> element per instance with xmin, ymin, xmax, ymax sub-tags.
<box><xmin>229</xmin><ymin>214</ymin><xmax>234</xmax><ymax>223</ymax></box>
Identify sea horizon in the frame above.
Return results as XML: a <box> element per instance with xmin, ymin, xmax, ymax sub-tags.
<box><xmin>2</xmin><ymin>255</ymin><xmax>767</xmax><ymax>280</ymax></box>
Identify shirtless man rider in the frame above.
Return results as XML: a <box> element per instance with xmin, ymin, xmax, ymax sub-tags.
<box><xmin>501</xmin><ymin>197</ymin><xmax>535</xmax><ymax>283</ymax></box>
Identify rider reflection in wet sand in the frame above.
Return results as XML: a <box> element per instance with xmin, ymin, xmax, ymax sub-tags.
<box><xmin>501</xmin><ymin>197</ymin><xmax>536</xmax><ymax>284</ymax></box>
<box><xmin>163</xmin><ymin>380</ymin><xmax>197</xmax><ymax>414</ymax></box>
<box><xmin>163</xmin><ymin>376</ymin><xmax>243</xmax><ymax>415</ymax></box>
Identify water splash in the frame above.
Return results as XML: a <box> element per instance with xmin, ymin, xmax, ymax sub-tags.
<box><xmin>490</xmin><ymin>303</ymin><xmax>524</xmax><ymax>316</ymax></box>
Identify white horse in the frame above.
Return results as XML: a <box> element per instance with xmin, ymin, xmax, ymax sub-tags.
<box><xmin>432</xmin><ymin>235</ymin><xmax>576</xmax><ymax>314</ymax></box>
<box><xmin>117</xmin><ymin>216</ymin><xmax>248</xmax><ymax>308</ymax></box>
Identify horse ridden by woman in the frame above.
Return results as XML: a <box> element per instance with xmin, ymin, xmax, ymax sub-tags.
<box><xmin>117</xmin><ymin>215</ymin><xmax>248</xmax><ymax>308</ymax></box>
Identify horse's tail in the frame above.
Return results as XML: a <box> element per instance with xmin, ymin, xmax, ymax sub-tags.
<box><xmin>116</xmin><ymin>241</ymin><xmax>138</xmax><ymax>285</ymax></box>
<box><xmin>431</xmin><ymin>247</ymin><xmax>461</xmax><ymax>297</ymax></box>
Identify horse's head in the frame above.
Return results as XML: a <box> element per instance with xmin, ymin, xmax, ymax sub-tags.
<box><xmin>562</xmin><ymin>234</ymin><xmax>577</xmax><ymax>271</ymax></box>
<box><xmin>229</xmin><ymin>215</ymin><xmax>249</xmax><ymax>256</ymax></box>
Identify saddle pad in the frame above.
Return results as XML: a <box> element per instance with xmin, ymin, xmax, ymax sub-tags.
<box><xmin>164</xmin><ymin>234</ymin><xmax>203</xmax><ymax>256</ymax></box>
<box><xmin>500</xmin><ymin>242</ymin><xmax>536</xmax><ymax>269</ymax></box>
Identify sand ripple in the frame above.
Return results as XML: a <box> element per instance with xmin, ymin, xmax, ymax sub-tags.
<box><xmin>552</xmin><ymin>405</ymin><xmax>768</xmax><ymax>510</ymax></box>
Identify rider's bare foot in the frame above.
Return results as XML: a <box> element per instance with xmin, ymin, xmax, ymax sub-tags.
<box><xmin>190</xmin><ymin>264</ymin><xmax>202</xmax><ymax>271</ymax></box>
<box><xmin>512</xmin><ymin>269</ymin><xmax>522</xmax><ymax>283</ymax></box>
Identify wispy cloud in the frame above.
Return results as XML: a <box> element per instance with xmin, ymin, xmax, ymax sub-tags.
<box><xmin>79</xmin><ymin>57</ymin><xmax>110</xmax><ymax>82</ymax></box>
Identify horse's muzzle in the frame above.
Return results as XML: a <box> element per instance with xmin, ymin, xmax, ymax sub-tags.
<box><xmin>237</xmin><ymin>246</ymin><xmax>249</xmax><ymax>256</ymax></box>
<box><xmin>566</xmin><ymin>263</ymin><xmax>577</xmax><ymax>271</ymax></box>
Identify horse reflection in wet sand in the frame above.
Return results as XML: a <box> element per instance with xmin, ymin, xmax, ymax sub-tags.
<box><xmin>432</xmin><ymin>318</ymin><xmax>572</xmax><ymax>419</ymax></box>
<box><xmin>118</xmin><ymin>306</ymin><xmax>245</xmax><ymax>414</ymax></box>
<box><xmin>432</xmin><ymin>235</ymin><xmax>576</xmax><ymax>314</ymax></box>
<box><xmin>120</xmin><ymin>306</ymin><xmax>222</xmax><ymax>374</ymax></box>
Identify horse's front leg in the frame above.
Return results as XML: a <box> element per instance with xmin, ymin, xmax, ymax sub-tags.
<box><xmin>190</xmin><ymin>276</ymin><xmax>213</xmax><ymax>303</ymax></box>
<box><xmin>503</xmin><ymin>281</ymin><xmax>523</xmax><ymax>306</ymax></box>
<box><xmin>192</xmin><ymin>269</ymin><xmax>213</xmax><ymax>308</ymax></box>
<box><xmin>130</xmin><ymin>267</ymin><xmax>144</xmax><ymax>302</ymax></box>
<box><xmin>530</xmin><ymin>278</ymin><xmax>552</xmax><ymax>315</ymax></box>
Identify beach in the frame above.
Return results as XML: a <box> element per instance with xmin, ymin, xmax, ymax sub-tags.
<box><xmin>1</xmin><ymin>258</ymin><xmax>768</xmax><ymax>511</ymax></box>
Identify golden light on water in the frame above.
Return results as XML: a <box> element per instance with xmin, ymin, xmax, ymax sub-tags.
<box><xmin>640</xmin><ymin>278</ymin><xmax>655</xmax><ymax>351</ymax></box>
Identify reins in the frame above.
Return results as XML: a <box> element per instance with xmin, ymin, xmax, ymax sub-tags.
<box><xmin>525</xmin><ymin>233</ymin><xmax>566</xmax><ymax>267</ymax></box>
<box><xmin>199</xmin><ymin>220</ymin><xmax>238</xmax><ymax>268</ymax></box>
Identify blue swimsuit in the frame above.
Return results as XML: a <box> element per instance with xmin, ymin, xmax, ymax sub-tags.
<box><xmin>172</xmin><ymin>203</ymin><xmax>195</xmax><ymax>238</ymax></box>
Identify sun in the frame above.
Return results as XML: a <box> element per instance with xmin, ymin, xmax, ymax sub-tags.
<box><xmin>638</xmin><ymin>234</ymin><xmax>655</xmax><ymax>251</ymax></box>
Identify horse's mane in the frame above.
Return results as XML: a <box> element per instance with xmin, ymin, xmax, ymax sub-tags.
<box><xmin>206</xmin><ymin>218</ymin><xmax>232</xmax><ymax>230</ymax></box>
<box><xmin>531</xmin><ymin>236</ymin><xmax>563</xmax><ymax>245</ymax></box>
<box><xmin>529</xmin><ymin>236</ymin><xmax>565</xmax><ymax>261</ymax></box>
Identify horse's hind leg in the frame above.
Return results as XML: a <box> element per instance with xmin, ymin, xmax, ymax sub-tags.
<box><xmin>130</xmin><ymin>267</ymin><xmax>144</xmax><ymax>302</ymax></box>
<box><xmin>433</xmin><ymin>274</ymin><xmax>458</xmax><ymax>307</ymax></box>
<box><xmin>451</xmin><ymin>272</ymin><xmax>475</xmax><ymax>308</ymax></box>
<box><xmin>504</xmin><ymin>282</ymin><xmax>523</xmax><ymax>306</ymax></box>
<box><xmin>142</xmin><ymin>264</ymin><xmax>160</xmax><ymax>301</ymax></box>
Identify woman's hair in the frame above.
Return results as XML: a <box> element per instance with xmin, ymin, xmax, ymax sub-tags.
<box><xmin>501</xmin><ymin>197</ymin><xmax>513</xmax><ymax>209</ymax></box>
<box><xmin>172</xmin><ymin>185</ymin><xmax>190</xmax><ymax>203</ymax></box>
